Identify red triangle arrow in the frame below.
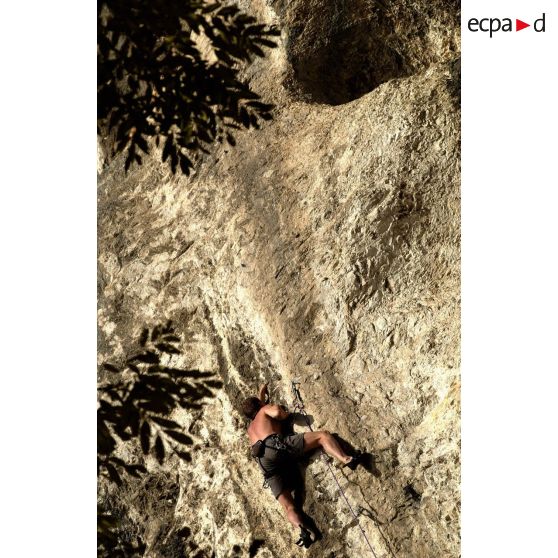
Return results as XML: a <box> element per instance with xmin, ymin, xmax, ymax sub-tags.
<box><xmin>516</xmin><ymin>19</ymin><xmax>530</xmax><ymax>31</ymax></box>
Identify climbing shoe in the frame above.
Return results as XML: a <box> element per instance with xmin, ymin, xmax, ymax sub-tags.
<box><xmin>344</xmin><ymin>451</ymin><xmax>363</xmax><ymax>471</ymax></box>
<box><xmin>295</xmin><ymin>526</ymin><xmax>315</xmax><ymax>548</ymax></box>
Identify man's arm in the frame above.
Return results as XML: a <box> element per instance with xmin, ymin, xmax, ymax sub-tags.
<box><xmin>258</xmin><ymin>383</ymin><xmax>269</xmax><ymax>404</ymax></box>
<box><xmin>264</xmin><ymin>404</ymin><xmax>290</xmax><ymax>421</ymax></box>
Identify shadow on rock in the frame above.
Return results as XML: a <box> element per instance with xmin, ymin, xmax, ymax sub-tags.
<box><xmin>332</xmin><ymin>434</ymin><xmax>381</xmax><ymax>477</ymax></box>
<box><xmin>291</xmin><ymin>413</ymin><xmax>314</xmax><ymax>428</ymax></box>
<box><xmin>360</xmin><ymin>452</ymin><xmax>381</xmax><ymax>477</ymax></box>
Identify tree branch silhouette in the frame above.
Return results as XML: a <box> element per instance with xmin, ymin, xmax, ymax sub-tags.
<box><xmin>98</xmin><ymin>0</ymin><xmax>280</xmax><ymax>174</ymax></box>
<box><xmin>97</xmin><ymin>321</ymin><xmax>223</xmax><ymax>557</ymax></box>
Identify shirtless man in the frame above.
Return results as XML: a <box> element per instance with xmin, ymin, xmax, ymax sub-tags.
<box><xmin>242</xmin><ymin>383</ymin><xmax>361</xmax><ymax>547</ymax></box>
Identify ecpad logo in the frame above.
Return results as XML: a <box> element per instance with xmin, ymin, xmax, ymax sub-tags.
<box><xmin>468</xmin><ymin>13</ymin><xmax>546</xmax><ymax>37</ymax></box>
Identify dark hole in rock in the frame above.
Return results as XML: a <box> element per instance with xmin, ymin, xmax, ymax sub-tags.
<box><xmin>277</xmin><ymin>0</ymin><xmax>460</xmax><ymax>105</ymax></box>
<box><xmin>176</xmin><ymin>527</ymin><xmax>191</xmax><ymax>538</ymax></box>
<box><xmin>249</xmin><ymin>539</ymin><xmax>265</xmax><ymax>557</ymax></box>
<box><xmin>404</xmin><ymin>483</ymin><xmax>422</xmax><ymax>504</ymax></box>
<box><xmin>288</xmin><ymin>20</ymin><xmax>410</xmax><ymax>105</ymax></box>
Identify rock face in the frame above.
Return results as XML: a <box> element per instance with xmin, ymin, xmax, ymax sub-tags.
<box><xmin>98</xmin><ymin>1</ymin><xmax>460</xmax><ymax>557</ymax></box>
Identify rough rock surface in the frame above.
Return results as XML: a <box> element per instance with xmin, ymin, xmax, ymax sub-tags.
<box><xmin>98</xmin><ymin>1</ymin><xmax>461</xmax><ymax>557</ymax></box>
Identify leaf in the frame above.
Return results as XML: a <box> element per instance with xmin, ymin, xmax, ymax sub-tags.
<box><xmin>140</xmin><ymin>421</ymin><xmax>151</xmax><ymax>454</ymax></box>
<box><xmin>251</xmin><ymin>45</ymin><xmax>265</xmax><ymax>57</ymax></box>
<box><xmin>139</xmin><ymin>327</ymin><xmax>149</xmax><ymax>347</ymax></box>
<box><xmin>146</xmin><ymin>364</ymin><xmax>164</xmax><ymax>375</ymax></box>
<box><xmin>204</xmin><ymin>379</ymin><xmax>224</xmax><ymax>389</ymax></box>
<box><xmin>166</xmin><ymin>369</ymin><xmax>214</xmax><ymax>379</ymax></box>
<box><xmin>105</xmin><ymin>462</ymin><xmax>122</xmax><ymax>486</ymax></box>
<box><xmin>151</xmin><ymin>416</ymin><xmax>181</xmax><ymax>429</ymax></box>
<box><xmin>155</xmin><ymin>343</ymin><xmax>180</xmax><ymax>355</ymax></box>
<box><xmin>126</xmin><ymin>468</ymin><xmax>143</xmax><ymax>479</ymax></box>
<box><xmin>176</xmin><ymin>450</ymin><xmax>192</xmax><ymax>462</ymax></box>
<box><xmin>179</xmin><ymin>154</ymin><xmax>192</xmax><ymax>175</ymax></box>
<box><xmin>126</xmin><ymin>464</ymin><xmax>147</xmax><ymax>478</ymax></box>
<box><xmin>128</xmin><ymin>352</ymin><xmax>160</xmax><ymax>364</ymax></box>
<box><xmin>162</xmin><ymin>135</ymin><xmax>173</xmax><ymax>162</ymax></box>
<box><xmin>216</xmin><ymin>5</ymin><xmax>239</xmax><ymax>17</ymax></box>
<box><xmin>135</xmin><ymin>134</ymin><xmax>149</xmax><ymax>154</ymax></box>
<box><xmin>161</xmin><ymin>334</ymin><xmax>180</xmax><ymax>343</ymax></box>
<box><xmin>124</xmin><ymin>150</ymin><xmax>133</xmax><ymax>172</ymax></box>
<box><xmin>182</xmin><ymin>402</ymin><xmax>203</xmax><ymax>410</ymax></box>
<box><xmin>239</xmin><ymin>107</ymin><xmax>250</xmax><ymax>127</ymax></box>
<box><xmin>246</xmin><ymin>101</ymin><xmax>274</xmax><ymax>112</ymax></box>
<box><xmin>139</xmin><ymin>399</ymin><xmax>171</xmax><ymax>414</ymax></box>
<box><xmin>164</xmin><ymin>430</ymin><xmax>194</xmax><ymax>445</ymax></box>
<box><xmin>255</xmin><ymin>38</ymin><xmax>278</xmax><ymax>49</ymax></box>
<box><xmin>98</xmin><ymin>422</ymin><xmax>117</xmax><ymax>456</ymax></box>
<box><xmin>151</xmin><ymin>326</ymin><xmax>161</xmax><ymax>341</ymax></box>
<box><xmin>154</xmin><ymin>435</ymin><xmax>165</xmax><ymax>464</ymax></box>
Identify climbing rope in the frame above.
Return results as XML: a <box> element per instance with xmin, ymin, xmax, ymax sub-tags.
<box><xmin>290</xmin><ymin>381</ymin><xmax>380</xmax><ymax>558</ymax></box>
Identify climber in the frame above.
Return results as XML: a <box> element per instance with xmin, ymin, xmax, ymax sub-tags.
<box><xmin>242</xmin><ymin>383</ymin><xmax>362</xmax><ymax>548</ymax></box>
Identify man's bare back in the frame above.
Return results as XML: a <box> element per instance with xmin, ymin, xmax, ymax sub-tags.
<box><xmin>247</xmin><ymin>404</ymin><xmax>290</xmax><ymax>444</ymax></box>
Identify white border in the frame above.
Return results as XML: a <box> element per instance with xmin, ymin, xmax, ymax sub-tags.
<box><xmin>1</xmin><ymin>1</ymin><xmax>557</xmax><ymax>556</ymax></box>
<box><xmin>463</xmin><ymin>2</ymin><xmax>558</xmax><ymax>556</ymax></box>
<box><xmin>0</xmin><ymin>2</ymin><xmax>96</xmax><ymax>555</ymax></box>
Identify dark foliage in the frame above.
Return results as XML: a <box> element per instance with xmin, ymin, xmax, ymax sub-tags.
<box><xmin>97</xmin><ymin>504</ymin><xmax>146</xmax><ymax>558</ymax></box>
<box><xmin>98</xmin><ymin>0</ymin><xmax>280</xmax><ymax>174</ymax></box>
<box><xmin>97</xmin><ymin>321</ymin><xmax>223</xmax><ymax>557</ymax></box>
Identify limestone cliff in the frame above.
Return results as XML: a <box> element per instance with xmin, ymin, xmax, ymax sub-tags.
<box><xmin>98</xmin><ymin>1</ymin><xmax>460</xmax><ymax>557</ymax></box>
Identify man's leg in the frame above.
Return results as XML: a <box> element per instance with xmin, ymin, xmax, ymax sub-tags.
<box><xmin>303</xmin><ymin>431</ymin><xmax>352</xmax><ymax>465</ymax></box>
<box><xmin>277</xmin><ymin>489</ymin><xmax>306</xmax><ymax>529</ymax></box>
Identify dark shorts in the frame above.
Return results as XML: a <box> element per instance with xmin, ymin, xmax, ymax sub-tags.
<box><xmin>259</xmin><ymin>433</ymin><xmax>305</xmax><ymax>498</ymax></box>
<box><xmin>280</xmin><ymin>433</ymin><xmax>305</xmax><ymax>457</ymax></box>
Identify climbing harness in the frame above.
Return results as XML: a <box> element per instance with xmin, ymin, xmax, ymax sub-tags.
<box><xmin>291</xmin><ymin>380</ymin><xmax>380</xmax><ymax>558</ymax></box>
